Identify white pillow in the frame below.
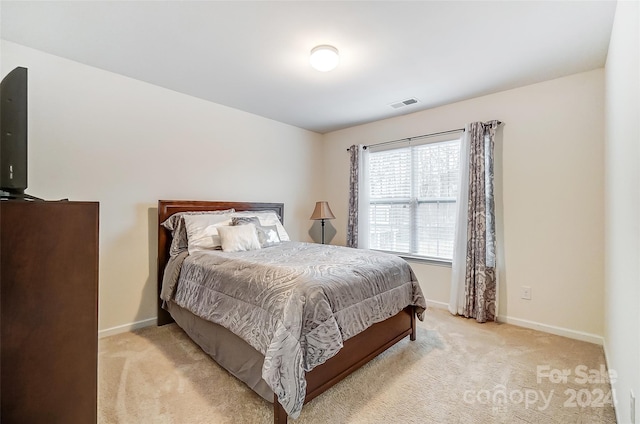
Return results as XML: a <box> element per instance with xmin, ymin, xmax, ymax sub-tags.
<box><xmin>161</xmin><ymin>209</ymin><xmax>235</xmax><ymax>256</ymax></box>
<box><xmin>218</xmin><ymin>224</ymin><xmax>262</xmax><ymax>252</ymax></box>
<box><xmin>183</xmin><ymin>214</ymin><xmax>232</xmax><ymax>254</ymax></box>
<box><xmin>231</xmin><ymin>211</ymin><xmax>290</xmax><ymax>241</ymax></box>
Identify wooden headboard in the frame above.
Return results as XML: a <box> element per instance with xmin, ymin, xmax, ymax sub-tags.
<box><xmin>157</xmin><ymin>200</ymin><xmax>285</xmax><ymax>325</ymax></box>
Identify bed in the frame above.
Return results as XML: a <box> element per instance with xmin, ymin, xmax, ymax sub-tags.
<box><xmin>156</xmin><ymin>200</ymin><xmax>426</xmax><ymax>423</ymax></box>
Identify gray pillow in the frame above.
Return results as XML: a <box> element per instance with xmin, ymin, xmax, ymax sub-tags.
<box><xmin>231</xmin><ymin>217</ymin><xmax>281</xmax><ymax>248</ymax></box>
<box><xmin>231</xmin><ymin>216</ymin><xmax>261</xmax><ymax>227</ymax></box>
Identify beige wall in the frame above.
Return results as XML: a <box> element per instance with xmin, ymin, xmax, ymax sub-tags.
<box><xmin>322</xmin><ymin>69</ymin><xmax>605</xmax><ymax>341</ymax></box>
<box><xmin>1</xmin><ymin>41</ymin><xmax>324</xmax><ymax>334</ymax></box>
<box><xmin>604</xmin><ymin>1</ymin><xmax>640</xmax><ymax>423</ymax></box>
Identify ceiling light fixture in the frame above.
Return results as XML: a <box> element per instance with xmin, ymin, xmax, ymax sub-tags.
<box><xmin>310</xmin><ymin>45</ymin><xmax>339</xmax><ymax>72</ymax></box>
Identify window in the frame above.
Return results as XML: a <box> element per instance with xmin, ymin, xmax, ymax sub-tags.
<box><xmin>367</xmin><ymin>137</ymin><xmax>461</xmax><ymax>261</ymax></box>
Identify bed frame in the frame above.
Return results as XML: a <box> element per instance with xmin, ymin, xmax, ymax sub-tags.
<box><xmin>157</xmin><ymin>200</ymin><xmax>417</xmax><ymax>424</ymax></box>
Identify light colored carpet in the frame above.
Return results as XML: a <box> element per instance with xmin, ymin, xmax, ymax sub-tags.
<box><xmin>99</xmin><ymin>308</ymin><xmax>616</xmax><ymax>423</ymax></box>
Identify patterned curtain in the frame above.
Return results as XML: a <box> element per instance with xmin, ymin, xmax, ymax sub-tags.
<box><xmin>450</xmin><ymin>121</ymin><xmax>500</xmax><ymax>323</ymax></box>
<box><xmin>346</xmin><ymin>145</ymin><xmax>360</xmax><ymax>248</ymax></box>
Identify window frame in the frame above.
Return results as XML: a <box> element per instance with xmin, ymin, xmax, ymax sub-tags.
<box><xmin>365</xmin><ymin>134</ymin><xmax>462</xmax><ymax>263</ymax></box>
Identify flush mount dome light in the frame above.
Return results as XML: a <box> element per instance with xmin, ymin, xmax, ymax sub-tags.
<box><xmin>310</xmin><ymin>45</ymin><xmax>339</xmax><ymax>72</ymax></box>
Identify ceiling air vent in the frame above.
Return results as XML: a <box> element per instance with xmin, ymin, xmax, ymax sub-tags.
<box><xmin>389</xmin><ymin>97</ymin><xmax>420</xmax><ymax>109</ymax></box>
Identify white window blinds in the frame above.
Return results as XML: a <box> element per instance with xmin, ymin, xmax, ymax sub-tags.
<box><xmin>368</xmin><ymin>137</ymin><xmax>461</xmax><ymax>260</ymax></box>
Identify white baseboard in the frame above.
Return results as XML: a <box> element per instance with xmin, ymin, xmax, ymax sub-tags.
<box><xmin>426</xmin><ymin>299</ymin><xmax>450</xmax><ymax>310</ymax></box>
<box><xmin>426</xmin><ymin>298</ymin><xmax>604</xmax><ymax>345</ymax></box>
<box><xmin>99</xmin><ymin>317</ymin><xmax>157</xmax><ymax>339</ymax></box>
<box><xmin>498</xmin><ymin>314</ymin><xmax>604</xmax><ymax>345</ymax></box>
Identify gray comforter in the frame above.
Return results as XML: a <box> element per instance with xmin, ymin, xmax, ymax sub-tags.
<box><xmin>162</xmin><ymin>241</ymin><xmax>426</xmax><ymax>418</ymax></box>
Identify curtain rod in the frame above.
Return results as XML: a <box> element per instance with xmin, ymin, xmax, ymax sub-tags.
<box><xmin>345</xmin><ymin>121</ymin><xmax>502</xmax><ymax>152</ymax></box>
<box><xmin>345</xmin><ymin>128</ymin><xmax>464</xmax><ymax>152</ymax></box>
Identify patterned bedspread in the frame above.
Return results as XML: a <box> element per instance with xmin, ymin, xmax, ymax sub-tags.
<box><xmin>162</xmin><ymin>241</ymin><xmax>426</xmax><ymax>418</ymax></box>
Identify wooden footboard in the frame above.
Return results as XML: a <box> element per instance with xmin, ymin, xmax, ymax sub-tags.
<box><xmin>274</xmin><ymin>306</ymin><xmax>416</xmax><ymax>424</ymax></box>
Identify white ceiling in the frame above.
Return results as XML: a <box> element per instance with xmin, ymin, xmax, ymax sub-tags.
<box><xmin>1</xmin><ymin>1</ymin><xmax>616</xmax><ymax>134</ymax></box>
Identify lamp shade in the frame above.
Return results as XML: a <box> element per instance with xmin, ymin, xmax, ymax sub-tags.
<box><xmin>310</xmin><ymin>201</ymin><xmax>335</xmax><ymax>220</ymax></box>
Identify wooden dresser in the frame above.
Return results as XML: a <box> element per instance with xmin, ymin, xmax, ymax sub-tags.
<box><xmin>0</xmin><ymin>200</ymin><xmax>99</xmax><ymax>424</ymax></box>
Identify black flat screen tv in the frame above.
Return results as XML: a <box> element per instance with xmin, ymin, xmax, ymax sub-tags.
<box><xmin>1</xmin><ymin>67</ymin><xmax>28</xmax><ymax>197</ymax></box>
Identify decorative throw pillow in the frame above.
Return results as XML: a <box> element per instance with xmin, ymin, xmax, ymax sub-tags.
<box><xmin>232</xmin><ymin>217</ymin><xmax>281</xmax><ymax>247</ymax></box>
<box><xmin>182</xmin><ymin>214</ymin><xmax>233</xmax><ymax>254</ymax></box>
<box><xmin>161</xmin><ymin>209</ymin><xmax>235</xmax><ymax>256</ymax></box>
<box><xmin>257</xmin><ymin>225</ymin><xmax>281</xmax><ymax>247</ymax></box>
<box><xmin>230</xmin><ymin>210</ymin><xmax>290</xmax><ymax>241</ymax></box>
<box><xmin>218</xmin><ymin>224</ymin><xmax>262</xmax><ymax>252</ymax></box>
<box><xmin>231</xmin><ymin>216</ymin><xmax>261</xmax><ymax>227</ymax></box>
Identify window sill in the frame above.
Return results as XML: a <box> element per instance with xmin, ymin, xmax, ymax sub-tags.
<box><xmin>371</xmin><ymin>250</ymin><xmax>452</xmax><ymax>267</ymax></box>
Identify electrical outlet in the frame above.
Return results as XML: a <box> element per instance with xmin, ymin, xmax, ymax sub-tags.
<box><xmin>521</xmin><ymin>286</ymin><xmax>532</xmax><ymax>300</ymax></box>
<box><xmin>631</xmin><ymin>391</ymin><xmax>636</xmax><ymax>423</ymax></box>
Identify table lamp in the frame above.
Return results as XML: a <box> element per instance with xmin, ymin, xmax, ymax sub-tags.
<box><xmin>310</xmin><ymin>201</ymin><xmax>335</xmax><ymax>244</ymax></box>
